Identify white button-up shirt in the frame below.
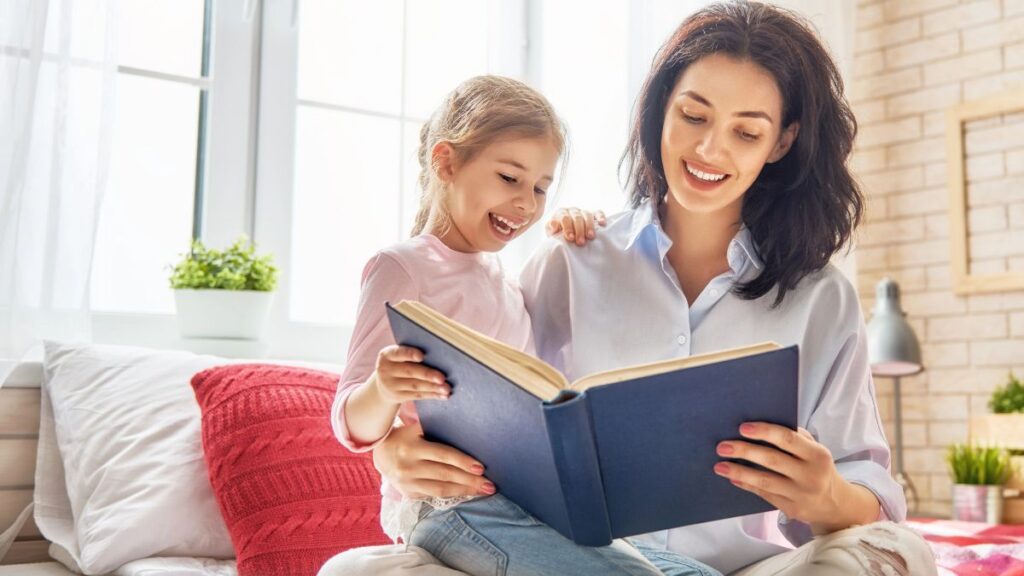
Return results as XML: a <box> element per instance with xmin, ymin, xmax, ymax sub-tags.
<box><xmin>519</xmin><ymin>199</ymin><xmax>904</xmax><ymax>575</ymax></box>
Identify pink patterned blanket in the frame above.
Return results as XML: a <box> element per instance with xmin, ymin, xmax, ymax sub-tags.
<box><xmin>908</xmin><ymin>518</ymin><xmax>1024</xmax><ymax>576</ymax></box>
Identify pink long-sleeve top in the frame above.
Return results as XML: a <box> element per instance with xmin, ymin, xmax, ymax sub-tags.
<box><xmin>331</xmin><ymin>233</ymin><xmax>535</xmax><ymax>504</ymax></box>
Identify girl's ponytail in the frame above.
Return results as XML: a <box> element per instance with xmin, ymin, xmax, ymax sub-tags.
<box><xmin>410</xmin><ymin>120</ymin><xmax>436</xmax><ymax>237</ymax></box>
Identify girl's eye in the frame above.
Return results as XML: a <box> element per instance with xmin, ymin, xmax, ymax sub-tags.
<box><xmin>534</xmin><ymin>187</ymin><xmax>547</xmax><ymax>196</ymax></box>
<box><xmin>499</xmin><ymin>173</ymin><xmax>518</xmax><ymax>184</ymax></box>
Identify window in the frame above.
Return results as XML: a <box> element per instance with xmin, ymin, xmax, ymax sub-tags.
<box><xmin>257</xmin><ymin>0</ymin><xmax>527</xmax><ymax>334</ymax></box>
<box><xmin>89</xmin><ymin>0</ymin><xmax>210</xmax><ymax>314</ymax></box>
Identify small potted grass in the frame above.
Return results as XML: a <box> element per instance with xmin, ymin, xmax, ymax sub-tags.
<box><xmin>947</xmin><ymin>443</ymin><xmax>1013</xmax><ymax>523</ymax></box>
<box><xmin>169</xmin><ymin>236</ymin><xmax>278</xmax><ymax>340</ymax></box>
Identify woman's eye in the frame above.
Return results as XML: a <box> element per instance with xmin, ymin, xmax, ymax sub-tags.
<box><xmin>739</xmin><ymin>131</ymin><xmax>760</xmax><ymax>142</ymax></box>
<box><xmin>683</xmin><ymin>113</ymin><xmax>704</xmax><ymax>124</ymax></box>
<box><xmin>499</xmin><ymin>173</ymin><xmax>518</xmax><ymax>184</ymax></box>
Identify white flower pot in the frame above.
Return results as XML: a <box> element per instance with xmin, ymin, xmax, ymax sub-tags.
<box><xmin>173</xmin><ymin>289</ymin><xmax>273</xmax><ymax>340</ymax></box>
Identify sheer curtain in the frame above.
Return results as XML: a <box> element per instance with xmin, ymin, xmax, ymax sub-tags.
<box><xmin>0</xmin><ymin>0</ymin><xmax>118</xmax><ymax>383</ymax></box>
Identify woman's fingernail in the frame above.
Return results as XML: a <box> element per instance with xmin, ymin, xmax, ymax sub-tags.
<box><xmin>566</xmin><ymin>233</ymin><xmax>574</xmax><ymax>241</ymax></box>
<box><xmin>717</xmin><ymin>442</ymin><xmax>734</xmax><ymax>456</ymax></box>
<box><xmin>587</xmin><ymin>230</ymin><xmax>595</xmax><ymax>239</ymax></box>
<box><xmin>714</xmin><ymin>463</ymin><xmax>730</xmax><ymax>476</ymax></box>
<box><xmin>479</xmin><ymin>482</ymin><xmax>496</xmax><ymax>495</ymax></box>
<box><xmin>470</xmin><ymin>463</ymin><xmax>484</xmax><ymax>474</ymax></box>
<box><xmin>740</xmin><ymin>423</ymin><xmax>756</xmax><ymax>435</ymax></box>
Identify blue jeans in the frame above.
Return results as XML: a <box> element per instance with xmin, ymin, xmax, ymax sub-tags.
<box><xmin>407</xmin><ymin>494</ymin><xmax>721</xmax><ymax>576</ymax></box>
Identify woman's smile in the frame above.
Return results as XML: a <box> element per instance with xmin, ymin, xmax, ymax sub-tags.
<box><xmin>682</xmin><ymin>159</ymin><xmax>731</xmax><ymax>192</ymax></box>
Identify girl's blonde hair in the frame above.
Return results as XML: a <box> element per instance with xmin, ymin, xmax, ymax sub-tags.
<box><xmin>410</xmin><ymin>75</ymin><xmax>566</xmax><ymax>237</ymax></box>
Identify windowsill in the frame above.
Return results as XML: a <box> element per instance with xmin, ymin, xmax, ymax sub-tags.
<box><xmin>91</xmin><ymin>311</ymin><xmax>350</xmax><ymax>363</ymax></box>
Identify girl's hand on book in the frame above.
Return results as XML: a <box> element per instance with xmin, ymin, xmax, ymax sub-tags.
<box><xmin>373</xmin><ymin>423</ymin><xmax>495</xmax><ymax>500</ymax></box>
<box><xmin>712</xmin><ymin>423</ymin><xmax>881</xmax><ymax>533</ymax></box>
<box><xmin>546</xmin><ymin>208</ymin><xmax>606</xmax><ymax>246</ymax></box>
<box><xmin>374</xmin><ymin>345</ymin><xmax>451</xmax><ymax>404</ymax></box>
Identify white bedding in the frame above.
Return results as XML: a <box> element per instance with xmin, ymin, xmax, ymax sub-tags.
<box><xmin>0</xmin><ymin>557</ymin><xmax>237</xmax><ymax>576</ymax></box>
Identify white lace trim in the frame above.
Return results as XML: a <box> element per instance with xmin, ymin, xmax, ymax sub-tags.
<box><xmin>379</xmin><ymin>495</ymin><xmax>480</xmax><ymax>542</ymax></box>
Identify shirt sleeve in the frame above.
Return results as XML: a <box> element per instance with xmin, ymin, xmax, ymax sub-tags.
<box><xmin>519</xmin><ymin>239</ymin><xmax>574</xmax><ymax>374</ymax></box>
<box><xmin>331</xmin><ymin>252</ymin><xmax>419</xmax><ymax>452</ymax></box>
<box><xmin>778</xmin><ymin>275</ymin><xmax>906</xmax><ymax>546</ymax></box>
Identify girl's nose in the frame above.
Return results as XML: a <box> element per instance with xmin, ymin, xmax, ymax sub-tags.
<box><xmin>514</xmin><ymin>186</ymin><xmax>537</xmax><ymax>214</ymax></box>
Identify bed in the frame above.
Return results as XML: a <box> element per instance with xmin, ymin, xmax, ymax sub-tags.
<box><xmin>2</xmin><ymin>344</ymin><xmax>1024</xmax><ymax>575</ymax></box>
<box><xmin>0</xmin><ymin>361</ymin><xmax>240</xmax><ymax>575</ymax></box>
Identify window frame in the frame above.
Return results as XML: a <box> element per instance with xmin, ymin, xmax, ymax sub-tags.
<box><xmin>95</xmin><ymin>0</ymin><xmax>529</xmax><ymax>363</ymax></box>
<box><xmin>91</xmin><ymin>0</ymin><xmax>263</xmax><ymax>347</ymax></box>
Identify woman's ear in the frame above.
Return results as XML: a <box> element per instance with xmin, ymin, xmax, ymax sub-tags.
<box><xmin>432</xmin><ymin>142</ymin><xmax>456</xmax><ymax>183</ymax></box>
<box><xmin>767</xmin><ymin>122</ymin><xmax>800</xmax><ymax>164</ymax></box>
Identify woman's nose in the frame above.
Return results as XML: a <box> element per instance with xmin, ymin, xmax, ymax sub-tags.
<box><xmin>696</xmin><ymin>129</ymin><xmax>722</xmax><ymax>160</ymax></box>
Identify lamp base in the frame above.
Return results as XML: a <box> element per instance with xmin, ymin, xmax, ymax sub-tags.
<box><xmin>896</xmin><ymin>471</ymin><xmax>918</xmax><ymax>514</ymax></box>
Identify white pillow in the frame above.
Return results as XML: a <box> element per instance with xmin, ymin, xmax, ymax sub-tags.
<box><xmin>35</xmin><ymin>341</ymin><xmax>235</xmax><ymax>574</ymax></box>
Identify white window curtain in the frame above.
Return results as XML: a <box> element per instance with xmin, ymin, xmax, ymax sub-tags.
<box><xmin>0</xmin><ymin>0</ymin><xmax>118</xmax><ymax>381</ymax></box>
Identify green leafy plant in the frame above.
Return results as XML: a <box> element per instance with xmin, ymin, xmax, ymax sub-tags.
<box><xmin>989</xmin><ymin>372</ymin><xmax>1024</xmax><ymax>414</ymax></box>
<box><xmin>169</xmin><ymin>236</ymin><xmax>278</xmax><ymax>292</ymax></box>
<box><xmin>947</xmin><ymin>444</ymin><xmax>1013</xmax><ymax>485</ymax></box>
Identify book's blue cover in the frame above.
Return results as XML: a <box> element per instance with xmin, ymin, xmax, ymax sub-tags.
<box><xmin>386</xmin><ymin>303</ymin><xmax>799</xmax><ymax>546</ymax></box>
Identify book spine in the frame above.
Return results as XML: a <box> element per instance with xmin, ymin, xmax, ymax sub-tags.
<box><xmin>542</xmin><ymin>390</ymin><xmax>612</xmax><ymax>547</ymax></box>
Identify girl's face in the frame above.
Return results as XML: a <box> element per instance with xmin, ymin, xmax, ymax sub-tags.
<box><xmin>660</xmin><ymin>53</ymin><xmax>798</xmax><ymax>219</ymax></box>
<box><xmin>436</xmin><ymin>136</ymin><xmax>558</xmax><ymax>253</ymax></box>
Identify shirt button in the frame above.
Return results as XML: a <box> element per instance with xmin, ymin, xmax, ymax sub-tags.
<box><xmin>677</xmin><ymin>335</ymin><xmax>688</xmax><ymax>345</ymax></box>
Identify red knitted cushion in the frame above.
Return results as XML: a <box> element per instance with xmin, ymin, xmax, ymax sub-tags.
<box><xmin>191</xmin><ymin>364</ymin><xmax>390</xmax><ymax>576</ymax></box>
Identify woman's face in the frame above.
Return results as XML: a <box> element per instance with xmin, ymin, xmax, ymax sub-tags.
<box><xmin>660</xmin><ymin>53</ymin><xmax>798</xmax><ymax>218</ymax></box>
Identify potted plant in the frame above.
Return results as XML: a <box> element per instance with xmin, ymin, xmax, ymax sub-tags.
<box><xmin>947</xmin><ymin>443</ymin><xmax>1013</xmax><ymax>523</ymax></box>
<box><xmin>970</xmin><ymin>372</ymin><xmax>1024</xmax><ymax>523</ymax></box>
<box><xmin>169</xmin><ymin>236</ymin><xmax>279</xmax><ymax>340</ymax></box>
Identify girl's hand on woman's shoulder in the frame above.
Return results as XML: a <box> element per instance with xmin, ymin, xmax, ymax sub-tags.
<box><xmin>373</xmin><ymin>423</ymin><xmax>496</xmax><ymax>499</ymax></box>
<box><xmin>546</xmin><ymin>207</ymin><xmax>607</xmax><ymax>246</ymax></box>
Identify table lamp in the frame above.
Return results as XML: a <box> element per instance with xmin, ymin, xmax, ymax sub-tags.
<box><xmin>867</xmin><ymin>277</ymin><xmax>923</xmax><ymax>513</ymax></box>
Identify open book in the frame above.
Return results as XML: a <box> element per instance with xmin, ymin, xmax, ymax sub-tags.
<box><xmin>386</xmin><ymin>300</ymin><xmax>799</xmax><ymax>546</ymax></box>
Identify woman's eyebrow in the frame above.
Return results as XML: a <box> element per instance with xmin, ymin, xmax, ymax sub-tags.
<box><xmin>679</xmin><ymin>90</ymin><xmax>774</xmax><ymax>124</ymax></box>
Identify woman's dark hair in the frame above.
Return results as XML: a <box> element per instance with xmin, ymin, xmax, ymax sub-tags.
<box><xmin>622</xmin><ymin>1</ymin><xmax>863</xmax><ymax>306</ymax></box>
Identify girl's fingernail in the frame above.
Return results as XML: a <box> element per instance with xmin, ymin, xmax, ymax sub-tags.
<box><xmin>436</xmin><ymin>394</ymin><xmax>449</xmax><ymax>401</ymax></box>
<box><xmin>470</xmin><ymin>463</ymin><xmax>484</xmax><ymax>474</ymax></box>
<box><xmin>714</xmin><ymin>463</ymin><xmax>730</xmax><ymax>475</ymax></box>
<box><xmin>479</xmin><ymin>482</ymin><xmax>496</xmax><ymax>495</ymax></box>
<box><xmin>717</xmin><ymin>442</ymin><xmax>734</xmax><ymax>456</ymax></box>
<box><xmin>740</xmin><ymin>423</ymin><xmax>756</xmax><ymax>435</ymax></box>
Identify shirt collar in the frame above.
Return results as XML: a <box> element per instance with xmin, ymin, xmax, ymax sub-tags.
<box><xmin>624</xmin><ymin>198</ymin><xmax>660</xmax><ymax>251</ymax></box>
<box><xmin>624</xmin><ymin>198</ymin><xmax>763</xmax><ymax>273</ymax></box>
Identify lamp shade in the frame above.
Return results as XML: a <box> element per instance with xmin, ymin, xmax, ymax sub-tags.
<box><xmin>867</xmin><ymin>278</ymin><xmax>923</xmax><ymax>376</ymax></box>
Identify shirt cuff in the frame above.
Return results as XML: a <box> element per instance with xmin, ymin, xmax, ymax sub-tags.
<box><xmin>776</xmin><ymin>460</ymin><xmax>903</xmax><ymax>546</ymax></box>
<box><xmin>332</xmin><ymin>385</ymin><xmax>396</xmax><ymax>453</ymax></box>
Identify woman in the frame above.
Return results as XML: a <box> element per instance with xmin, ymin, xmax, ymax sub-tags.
<box><xmin>331</xmin><ymin>2</ymin><xmax>938</xmax><ymax>575</ymax></box>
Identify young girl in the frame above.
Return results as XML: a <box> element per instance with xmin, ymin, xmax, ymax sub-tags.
<box><xmin>331</xmin><ymin>75</ymin><xmax>717</xmax><ymax>576</ymax></box>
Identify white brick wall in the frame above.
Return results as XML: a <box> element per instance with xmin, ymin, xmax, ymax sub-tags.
<box><xmin>853</xmin><ymin>0</ymin><xmax>1024</xmax><ymax>518</ymax></box>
